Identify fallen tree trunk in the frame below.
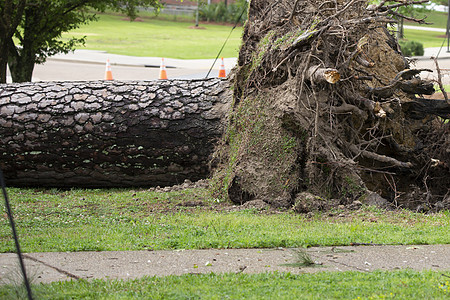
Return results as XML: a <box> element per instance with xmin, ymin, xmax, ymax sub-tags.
<box><xmin>0</xmin><ymin>79</ymin><xmax>230</xmax><ymax>187</ymax></box>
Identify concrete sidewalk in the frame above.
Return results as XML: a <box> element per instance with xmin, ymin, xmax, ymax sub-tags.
<box><xmin>6</xmin><ymin>50</ymin><xmax>238</xmax><ymax>83</ymax></box>
<box><xmin>1</xmin><ymin>245</ymin><xmax>449</xmax><ymax>284</ymax></box>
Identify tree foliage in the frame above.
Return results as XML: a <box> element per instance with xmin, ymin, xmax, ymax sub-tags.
<box><xmin>0</xmin><ymin>0</ymin><xmax>162</xmax><ymax>83</ymax></box>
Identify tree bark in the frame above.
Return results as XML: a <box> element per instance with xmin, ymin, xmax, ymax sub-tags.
<box><xmin>7</xmin><ymin>38</ymin><xmax>35</xmax><ymax>83</ymax></box>
<box><xmin>0</xmin><ymin>41</ymin><xmax>8</xmax><ymax>83</ymax></box>
<box><xmin>0</xmin><ymin>79</ymin><xmax>231</xmax><ymax>187</ymax></box>
<box><xmin>0</xmin><ymin>0</ymin><xmax>28</xmax><ymax>83</ymax></box>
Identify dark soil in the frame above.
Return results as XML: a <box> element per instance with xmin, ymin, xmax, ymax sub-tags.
<box><xmin>152</xmin><ymin>180</ymin><xmax>450</xmax><ymax>214</ymax></box>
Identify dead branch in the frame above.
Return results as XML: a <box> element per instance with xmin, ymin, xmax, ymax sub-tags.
<box><xmin>398</xmin><ymin>79</ymin><xmax>434</xmax><ymax>95</ymax></box>
<box><xmin>306</xmin><ymin>66</ymin><xmax>340</xmax><ymax>84</ymax></box>
<box><xmin>291</xmin><ymin>29</ymin><xmax>323</xmax><ymax>48</ymax></box>
<box><xmin>329</xmin><ymin>0</ymin><xmax>361</xmax><ymax>21</ymax></box>
<box><xmin>289</xmin><ymin>0</ymin><xmax>301</xmax><ymax>22</ymax></box>
<box><xmin>369</xmin><ymin>0</ymin><xmax>430</xmax><ymax>12</ymax></box>
<box><xmin>342</xmin><ymin>91</ymin><xmax>376</xmax><ymax>111</ymax></box>
<box><xmin>393</xmin><ymin>69</ymin><xmax>432</xmax><ymax>81</ymax></box>
<box><xmin>385</xmin><ymin>0</ymin><xmax>430</xmax><ymax>10</ymax></box>
<box><xmin>388</xmin><ymin>10</ymin><xmax>431</xmax><ymax>25</ymax></box>
<box><xmin>366</xmin><ymin>69</ymin><xmax>433</xmax><ymax>99</ymax></box>
<box><xmin>433</xmin><ymin>58</ymin><xmax>449</xmax><ymax>104</ymax></box>
<box><xmin>372</xmin><ymin>0</ymin><xmax>387</xmax><ymax>11</ymax></box>
<box><xmin>365</xmin><ymin>85</ymin><xmax>395</xmax><ymax>99</ymax></box>
<box><xmin>355</xmin><ymin>55</ymin><xmax>375</xmax><ymax>68</ymax></box>
<box><xmin>342</xmin><ymin>16</ymin><xmax>397</xmax><ymax>26</ymax></box>
<box><xmin>349</xmin><ymin>144</ymin><xmax>413</xmax><ymax>168</ymax></box>
<box><xmin>354</xmin><ymin>75</ymin><xmax>374</xmax><ymax>81</ymax></box>
<box><xmin>403</xmin><ymin>97</ymin><xmax>450</xmax><ymax>119</ymax></box>
<box><xmin>331</xmin><ymin>103</ymin><xmax>366</xmax><ymax>119</ymax></box>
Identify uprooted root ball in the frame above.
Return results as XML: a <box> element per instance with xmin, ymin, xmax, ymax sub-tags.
<box><xmin>212</xmin><ymin>0</ymin><xmax>450</xmax><ymax>212</ymax></box>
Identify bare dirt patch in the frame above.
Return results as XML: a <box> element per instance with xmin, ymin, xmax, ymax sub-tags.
<box><xmin>121</xmin><ymin>17</ymin><xmax>144</xmax><ymax>22</ymax></box>
<box><xmin>188</xmin><ymin>26</ymin><xmax>207</xmax><ymax>30</ymax></box>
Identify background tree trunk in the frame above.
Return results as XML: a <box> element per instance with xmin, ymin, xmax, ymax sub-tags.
<box><xmin>7</xmin><ymin>39</ymin><xmax>35</xmax><ymax>83</ymax></box>
<box><xmin>0</xmin><ymin>42</ymin><xmax>8</xmax><ymax>83</ymax></box>
<box><xmin>0</xmin><ymin>79</ymin><xmax>231</xmax><ymax>187</ymax></box>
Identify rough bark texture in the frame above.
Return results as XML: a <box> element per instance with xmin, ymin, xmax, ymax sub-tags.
<box><xmin>0</xmin><ymin>79</ymin><xmax>231</xmax><ymax>187</ymax></box>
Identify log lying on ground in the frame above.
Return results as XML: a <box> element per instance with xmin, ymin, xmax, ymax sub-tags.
<box><xmin>0</xmin><ymin>79</ymin><xmax>230</xmax><ymax>187</ymax></box>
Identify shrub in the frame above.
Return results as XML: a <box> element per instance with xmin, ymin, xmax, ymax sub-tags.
<box><xmin>198</xmin><ymin>0</ymin><xmax>248</xmax><ymax>24</ymax></box>
<box><xmin>399</xmin><ymin>40</ymin><xmax>424</xmax><ymax>56</ymax></box>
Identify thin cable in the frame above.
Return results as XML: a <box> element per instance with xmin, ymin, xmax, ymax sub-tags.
<box><xmin>0</xmin><ymin>169</ymin><xmax>33</xmax><ymax>300</ymax></box>
<box><xmin>205</xmin><ymin>5</ymin><xmax>247</xmax><ymax>78</ymax></box>
<box><xmin>435</xmin><ymin>34</ymin><xmax>447</xmax><ymax>59</ymax></box>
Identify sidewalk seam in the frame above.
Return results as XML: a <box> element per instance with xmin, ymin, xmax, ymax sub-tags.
<box><xmin>308</xmin><ymin>253</ymin><xmax>369</xmax><ymax>272</ymax></box>
<box><xmin>23</xmin><ymin>254</ymin><xmax>80</xmax><ymax>280</ymax></box>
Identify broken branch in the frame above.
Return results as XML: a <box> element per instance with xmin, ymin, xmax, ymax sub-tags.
<box><xmin>306</xmin><ymin>66</ymin><xmax>340</xmax><ymax>84</ymax></box>
<box><xmin>349</xmin><ymin>145</ymin><xmax>413</xmax><ymax>168</ymax></box>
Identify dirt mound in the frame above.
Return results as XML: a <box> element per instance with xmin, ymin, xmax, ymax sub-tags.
<box><xmin>121</xmin><ymin>17</ymin><xmax>144</xmax><ymax>22</ymax></box>
<box><xmin>212</xmin><ymin>0</ymin><xmax>450</xmax><ymax>212</ymax></box>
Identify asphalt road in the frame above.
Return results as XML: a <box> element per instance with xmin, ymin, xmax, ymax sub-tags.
<box><xmin>5</xmin><ymin>47</ymin><xmax>450</xmax><ymax>84</ymax></box>
<box><xmin>5</xmin><ymin>49</ymin><xmax>237</xmax><ymax>82</ymax></box>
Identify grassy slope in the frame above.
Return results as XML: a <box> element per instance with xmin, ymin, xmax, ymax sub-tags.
<box><xmin>404</xmin><ymin>9</ymin><xmax>448</xmax><ymax>28</ymax></box>
<box><xmin>0</xmin><ymin>188</ymin><xmax>448</xmax><ymax>253</ymax></box>
<box><xmin>402</xmin><ymin>10</ymin><xmax>447</xmax><ymax>47</ymax></box>
<box><xmin>402</xmin><ymin>28</ymin><xmax>447</xmax><ymax>48</ymax></box>
<box><xmin>61</xmin><ymin>13</ymin><xmax>243</xmax><ymax>59</ymax></box>
<box><xmin>59</xmin><ymin>10</ymin><xmax>449</xmax><ymax>58</ymax></box>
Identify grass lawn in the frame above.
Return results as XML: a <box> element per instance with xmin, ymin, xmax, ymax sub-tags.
<box><xmin>1</xmin><ymin>270</ymin><xmax>449</xmax><ymax>299</ymax></box>
<box><xmin>0</xmin><ymin>187</ymin><xmax>448</xmax><ymax>298</ymax></box>
<box><xmin>60</xmin><ymin>13</ymin><xmax>243</xmax><ymax>59</ymax></box>
<box><xmin>58</xmin><ymin>10</ymin><xmax>448</xmax><ymax>60</ymax></box>
<box><xmin>1</xmin><ymin>187</ymin><xmax>449</xmax><ymax>253</ymax></box>
<box><xmin>402</xmin><ymin>28</ymin><xmax>447</xmax><ymax>48</ymax></box>
<box><xmin>396</xmin><ymin>9</ymin><xmax>448</xmax><ymax>48</ymax></box>
<box><xmin>405</xmin><ymin>9</ymin><xmax>448</xmax><ymax>28</ymax></box>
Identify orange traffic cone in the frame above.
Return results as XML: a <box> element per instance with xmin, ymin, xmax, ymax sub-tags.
<box><xmin>159</xmin><ymin>58</ymin><xmax>168</xmax><ymax>80</ymax></box>
<box><xmin>105</xmin><ymin>59</ymin><xmax>113</xmax><ymax>80</ymax></box>
<box><xmin>218</xmin><ymin>57</ymin><xmax>226</xmax><ymax>78</ymax></box>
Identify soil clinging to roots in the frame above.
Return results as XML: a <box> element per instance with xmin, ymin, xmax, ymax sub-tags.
<box><xmin>212</xmin><ymin>0</ymin><xmax>450</xmax><ymax>212</ymax></box>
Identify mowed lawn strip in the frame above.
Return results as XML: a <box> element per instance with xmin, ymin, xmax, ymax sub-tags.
<box><xmin>1</xmin><ymin>270</ymin><xmax>449</xmax><ymax>299</ymax></box>
<box><xmin>404</xmin><ymin>9</ymin><xmax>448</xmax><ymax>29</ymax></box>
<box><xmin>0</xmin><ymin>188</ymin><xmax>448</xmax><ymax>253</ymax></box>
<box><xmin>59</xmin><ymin>12</ymin><xmax>449</xmax><ymax>59</ymax></box>
<box><xmin>403</xmin><ymin>28</ymin><xmax>447</xmax><ymax>48</ymax></box>
<box><xmin>60</xmin><ymin>13</ymin><xmax>243</xmax><ymax>59</ymax></box>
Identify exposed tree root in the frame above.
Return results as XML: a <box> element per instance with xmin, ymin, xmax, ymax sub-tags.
<box><xmin>212</xmin><ymin>0</ymin><xmax>450</xmax><ymax>212</ymax></box>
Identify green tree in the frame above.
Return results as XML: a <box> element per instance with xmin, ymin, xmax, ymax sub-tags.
<box><xmin>0</xmin><ymin>1</ymin><xmax>26</xmax><ymax>83</ymax></box>
<box><xmin>0</xmin><ymin>0</ymin><xmax>162</xmax><ymax>83</ymax></box>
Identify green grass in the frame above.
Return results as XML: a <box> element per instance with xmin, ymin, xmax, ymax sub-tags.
<box><xmin>1</xmin><ymin>270</ymin><xmax>449</xmax><ymax>299</ymax></box>
<box><xmin>402</xmin><ymin>28</ymin><xmax>446</xmax><ymax>48</ymax></box>
<box><xmin>61</xmin><ymin>13</ymin><xmax>243</xmax><ymax>59</ymax></box>
<box><xmin>405</xmin><ymin>10</ymin><xmax>448</xmax><ymax>29</ymax></box>
<box><xmin>58</xmin><ymin>9</ymin><xmax>447</xmax><ymax>59</ymax></box>
<box><xmin>398</xmin><ymin>9</ymin><xmax>448</xmax><ymax>49</ymax></box>
<box><xmin>1</xmin><ymin>188</ymin><xmax>449</xmax><ymax>253</ymax></box>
